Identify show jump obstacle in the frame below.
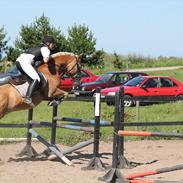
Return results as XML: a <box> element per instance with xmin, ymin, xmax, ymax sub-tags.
<box><xmin>99</xmin><ymin>87</ymin><xmax>183</xmax><ymax>183</ymax></box>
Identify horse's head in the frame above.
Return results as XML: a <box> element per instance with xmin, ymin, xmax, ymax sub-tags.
<box><xmin>50</xmin><ymin>52</ymin><xmax>82</xmax><ymax>86</ymax></box>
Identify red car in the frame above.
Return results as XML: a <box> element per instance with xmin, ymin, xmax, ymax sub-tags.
<box><xmin>101</xmin><ymin>76</ymin><xmax>183</xmax><ymax>106</ymax></box>
<box><xmin>60</xmin><ymin>69</ymin><xmax>98</xmax><ymax>91</ymax></box>
<box><xmin>74</xmin><ymin>71</ymin><xmax>148</xmax><ymax>96</ymax></box>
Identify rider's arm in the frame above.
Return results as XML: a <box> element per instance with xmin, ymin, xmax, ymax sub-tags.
<box><xmin>41</xmin><ymin>47</ymin><xmax>51</xmax><ymax>63</ymax></box>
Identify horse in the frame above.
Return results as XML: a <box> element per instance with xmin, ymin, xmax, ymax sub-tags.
<box><xmin>0</xmin><ymin>52</ymin><xmax>81</xmax><ymax>119</ymax></box>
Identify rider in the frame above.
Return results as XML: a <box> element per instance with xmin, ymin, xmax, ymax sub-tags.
<box><xmin>16</xmin><ymin>35</ymin><xmax>55</xmax><ymax>104</ymax></box>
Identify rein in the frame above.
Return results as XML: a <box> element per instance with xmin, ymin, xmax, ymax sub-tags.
<box><xmin>59</xmin><ymin>59</ymin><xmax>81</xmax><ymax>78</ymax></box>
<box><xmin>50</xmin><ymin>53</ymin><xmax>81</xmax><ymax>80</ymax></box>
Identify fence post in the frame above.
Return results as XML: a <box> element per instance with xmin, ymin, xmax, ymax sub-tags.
<box><xmin>136</xmin><ymin>101</ymin><xmax>140</xmax><ymax>122</ymax></box>
<box><xmin>51</xmin><ymin>105</ymin><xmax>58</xmax><ymax>144</ymax></box>
<box><xmin>16</xmin><ymin>109</ymin><xmax>38</xmax><ymax>157</ymax></box>
<box><xmin>82</xmin><ymin>87</ymin><xmax>105</xmax><ymax>171</ymax></box>
<box><xmin>98</xmin><ymin>90</ymin><xmax>128</xmax><ymax>182</ymax></box>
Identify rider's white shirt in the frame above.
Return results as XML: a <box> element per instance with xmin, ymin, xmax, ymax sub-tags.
<box><xmin>40</xmin><ymin>46</ymin><xmax>50</xmax><ymax>58</ymax></box>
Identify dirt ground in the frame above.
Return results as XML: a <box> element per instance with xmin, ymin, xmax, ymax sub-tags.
<box><xmin>0</xmin><ymin>140</ymin><xmax>183</xmax><ymax>183</ymax></box>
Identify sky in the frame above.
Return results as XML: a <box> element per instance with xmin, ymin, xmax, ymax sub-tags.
<box><xmin>0</xmin><ymin>0</ymin><xmax>183</xmax><ymax>57</ymax></box>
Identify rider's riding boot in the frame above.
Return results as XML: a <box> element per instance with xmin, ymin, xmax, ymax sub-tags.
<box><xmin>24</xmin><ymin>79</ymin><xmax>39</xmax><ymax>104</ymax></box>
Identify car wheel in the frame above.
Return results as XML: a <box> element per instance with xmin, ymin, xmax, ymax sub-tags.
<box><xmin>176</xmin><ymin>94</ymin><xmax>183</xmax><ymax>102</ymax></box>
<box><xmin>124</xmin><ymin>95</ymin><xmax>135</xmax><ymax>107</ymax></box>
<box><xmin>106</xmin><ymin>101</ymin><xmax>114</xmax><ymax>106</ymax></box>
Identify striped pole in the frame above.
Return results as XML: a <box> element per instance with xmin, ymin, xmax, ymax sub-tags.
<box><xmin>29</xmin><ymin>129</ymin><xmax>72</xmax><ymax>166</ymax></box>
<box><xmin>30</xmin><ymin>120</ymin><xmax>94</xmax><ymax>133</ymax></box>
<box><xmin>53</xmin><ymin>117</ymin><xmax>111</xmax><ymax>126</ymax></box>
<box><xmin>126</xmin><ymin>164</ymin><xmax>183</xmax><ymax>179</ymax></box>
<box><xmin>118</xmin><ymin>130</ymin><xmax>183</xmax><ymax>138</ymax></box>
<box><xmin>62</xmin><ymin>139</ymin><xmax>93</xmax><ymax>154</ymax></box>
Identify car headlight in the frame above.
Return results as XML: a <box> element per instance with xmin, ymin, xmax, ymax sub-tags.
<box><xmin>107</xmin><ymin>92</ymin><xmax>116</xmax><ymax>96</ymax></box>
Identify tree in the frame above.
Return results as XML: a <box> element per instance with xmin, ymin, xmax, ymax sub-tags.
<box><xmin>113</xmin><ymin>52</ymin><xmax>127</xmax><ymax>70</ymax></box>
<box><xmin>67</xmin><ymin>24</ymin><xmax>104</xmax><ymax>66</ymax></box>
<box><xmin>6</xmin><ymin>16</ymin><xmax>104</xmax><ymax>67</ymax></box>
<box><xmin>7</xmin><ymin>14</ymin><xmax>67</xmax><ymax>62</ymax></box>
<box><xmin>0</xmin><ymin>27</ymin><xmax>9</xmax><ymax>60</ymax></box>
<box><xmin>6</xmin><ymin>46</ymin><xmax>20</xmax><ymax>63</ymax></box>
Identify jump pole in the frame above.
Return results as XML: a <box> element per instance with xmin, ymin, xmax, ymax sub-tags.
<box><xmin>125</xmin><ymin>164</ymin><xmax>183</xmax><ymax>180</ymax></box>
<box><xmin>29</xmin><ymin>129</ymin><xmax>72</xmax><ymax>166</ymax></box>
<box><xmin>48</xmin><ymin>138</ymin><xmax>94</xmax><ymax>160</ymax></box>
<box><xmin>118</xmin><ymin>130</ymin><xmax>183</xmax><ymax>138</ymax></box>
<box><xmin>30</xmin><ymin>120</ymin><xmax>94</xmax><ymax>133</ymax></box>
<box><xmin>62</xmin><ymin>139</ymin><xmax>93</xmax><ymax>154</ymax></box>
<box><xmin>53</xmin><ymin>116</ymin><xmax>111</xmax><ymax>126</ymax></box>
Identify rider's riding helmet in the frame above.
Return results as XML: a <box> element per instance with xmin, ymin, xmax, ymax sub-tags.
<box><xmin>42</xmin><ymin>35</ymin><xmax>55</xmax><ymax>44</ymax></box>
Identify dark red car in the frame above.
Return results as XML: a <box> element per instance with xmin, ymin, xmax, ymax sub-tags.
<box><xmin>101</xmin><ymin>76</ymin><xmax>183</xmax><ymax>106</ymax></box>
<box><xmin>74</xmin><ymin>71</ymin><xmax>148</xmax><ymax>96</ymax></box>
<box><xmin>60</xmin><ymin>69</ymin><xmax>98</xmax><ymax>91</ymax></box>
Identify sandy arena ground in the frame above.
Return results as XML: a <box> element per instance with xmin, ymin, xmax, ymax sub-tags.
<box><xmin>0</xmin><ymin>140</ymin><xmax>183</xmax><ymax>183</ymax></box>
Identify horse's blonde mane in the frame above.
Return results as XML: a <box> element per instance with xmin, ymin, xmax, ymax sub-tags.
<box><xmin>51</xmin><ymin>52</ymin><xmax>76</xmax><ymax>58</ymax></box>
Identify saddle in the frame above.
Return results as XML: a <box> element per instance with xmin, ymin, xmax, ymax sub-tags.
<box><xmin>0</xmin><ymin>65</ymin><xmax>47</xmax><ymax>95</ymax></box>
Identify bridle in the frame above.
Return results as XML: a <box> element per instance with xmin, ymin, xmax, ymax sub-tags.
<box><xmin>59</xmin><ymin>56</ymin><xmax>81</xmax><ymax>80</ymax></box>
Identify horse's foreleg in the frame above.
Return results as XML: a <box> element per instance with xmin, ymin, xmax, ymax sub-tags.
<box><xmin>47</xmin><ymin>88</ymin><xmax>69</xmax><ymax>106</ymax></box>
<box><xmin>49</xmin><ymin>87</ymin><xmax>69</xmax><ymax>98</ymax></box>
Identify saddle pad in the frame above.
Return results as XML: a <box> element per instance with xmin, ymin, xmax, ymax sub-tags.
<box><xmin>12</xmin><ymin>82</ymin><xmax>29</xmax><ymax>97</ymax></box>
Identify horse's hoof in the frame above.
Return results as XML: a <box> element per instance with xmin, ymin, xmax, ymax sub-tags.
<box><xmin>48</xmin><ymin>100</ymin><xmax>56</xmax><ymax>106</ymax></box>
<box><xmin>48</xmin><ymin>154</ymin><xmax>57</xmax><ymax>161</ymax></box>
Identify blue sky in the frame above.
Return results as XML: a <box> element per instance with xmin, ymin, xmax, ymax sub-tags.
<box><xmin>0</xmin><ymin>0</ymin><xmax>183</xmax><ymax>57</ymax></box>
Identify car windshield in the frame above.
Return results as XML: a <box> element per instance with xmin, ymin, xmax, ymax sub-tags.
<box><xmin>124</xmin><ymin>76</ymin><xmax>145</xmax><ymax>87</ymax></box>
<box><xmin>95</xmin><ymin>73</ymin><xmax>113</xmax><ymax>83</ymax></box>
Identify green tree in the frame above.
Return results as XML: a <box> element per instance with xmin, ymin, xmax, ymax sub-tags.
<box><xmin>0</xmin><ymin>27</ymin><xmax>9</xmax><ymax>60</ymax></box>
<box><xmin>7</xmin><ymin>14</ymin><xmax>67</xmax><ymax>62</ymax></box>
<box><xmin>113</xmin><ymin>52</ymin><xmax>124</xmax><ymax>69</ymax></box>
<box><xmin>67</xmin><ymin>24</ymin><xmax>104</xmax><ymax>66</ymax></box>
<box><xmin>6</xmin><ymin>46</ymin><xmax>20</xmax><ymax>63</ymax></box>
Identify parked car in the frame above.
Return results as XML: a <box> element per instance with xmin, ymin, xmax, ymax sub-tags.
<box><xmin>59</xmin><ymin>69</ymin><xmax>98</xmax><ymax>92</ymax></box>
<box><xmin>101</xmin><ymin>76</ymin><xmax>183</xmax><ymax>107</ymax></box>
<box><xmin>74</xmin><ymin>71</ymin><xmax>148</xmax><ymax>96</ymax></box>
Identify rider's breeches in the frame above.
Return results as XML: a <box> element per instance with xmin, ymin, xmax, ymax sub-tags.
<box><xmin>16</xmin><ymin>54</ymin><xmax>40</xmax><ymax>82</ymax></box>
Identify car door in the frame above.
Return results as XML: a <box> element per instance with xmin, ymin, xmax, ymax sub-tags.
<box><xmin>107</xmin><ymin>73</ymin><xmax>129</xmax><ymax>88</ymax></box>
<box><xmin>158</xmin><ymin>78</ymin><xmax>179</xmax><ymax>96</ymax></box>
<box><xmin>140</xmin><ymin>78</ymin><xmax>160</xmax><ymax>96</ymax></box>
<box><xmin>80</xmin><ymin>70</ymin><xmax>93</xmax><ymax>83</ymax></box>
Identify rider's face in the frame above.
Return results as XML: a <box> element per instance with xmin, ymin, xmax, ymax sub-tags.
<box><xmin>48</xmin><ymin>43</ymin><xmax>54</xmax><ymax>50</ymax></box>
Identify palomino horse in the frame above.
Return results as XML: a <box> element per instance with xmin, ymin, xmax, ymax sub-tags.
<box><xmin>0</xmin><ymin>52</ymin><xmax>81</xmax><ymax>119</ymax></box>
